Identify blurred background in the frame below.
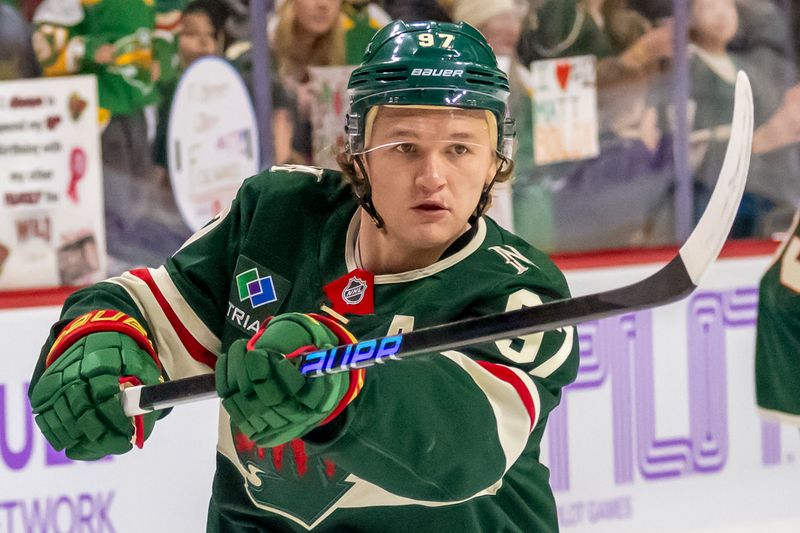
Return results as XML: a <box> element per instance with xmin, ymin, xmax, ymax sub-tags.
<box><xmin>1</xmin><ymin>0</ymin><xmax>799</xmax><ymax>287</ymax></box>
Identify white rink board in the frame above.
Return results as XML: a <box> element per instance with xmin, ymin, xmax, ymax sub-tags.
<box><xmin>2</xmin><ymin>253</ymin><xmax>800</xmax><ymax>532</ymax></box>
<box><xmin>1</xmin><ymin>305</ymin><xmax>218</xmax><ymax>532</ymax></box>
<box><xmin>547</xmin><ymin>255</ymin><xmax>800</xmax><ymax>532</ymax></box>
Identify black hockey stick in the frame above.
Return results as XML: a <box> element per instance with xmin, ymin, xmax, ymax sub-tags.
<box><xmin>121</xmin><ymin>72</ymin><xmax>754</xmax><ymax>417</ymax></box>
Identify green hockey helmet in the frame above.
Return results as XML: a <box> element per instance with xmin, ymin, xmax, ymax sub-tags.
<box><xmin>346</xmin><ymin>20</ymin><xmax>515</xmax><ymax>159</ymax></box>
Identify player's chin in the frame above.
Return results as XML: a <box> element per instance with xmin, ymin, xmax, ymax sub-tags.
<box><xmin>407</xmin><ymin>222</ymin><xmax>463</xmax><ymax>249</ymax></box>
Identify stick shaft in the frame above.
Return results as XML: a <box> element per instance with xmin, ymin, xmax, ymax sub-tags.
<box><xmin>122</xmin><ymin>72</ymin><xmax>753</xmax><ymax>417</ymax></box>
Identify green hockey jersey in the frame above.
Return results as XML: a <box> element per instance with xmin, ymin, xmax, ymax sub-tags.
<box><xmin>756</xmin><ymin>210</ymin><xmax>800</xmax><ymax>424</ymax></box>
<box><xmin>32</xmin><ymin>0</ymin><xmax>156</xmax><ymax>116</ymax></box>
<box><xmin>31</xmin><ymin>167</ymin><xmax>579</xmax><ymax>532</ymax></box>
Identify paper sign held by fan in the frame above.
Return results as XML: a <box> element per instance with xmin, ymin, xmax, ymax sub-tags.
<box><xmin>530</xmin><ymin>55</ymin><xmax>599</xmax><ymax>165</ymax></box>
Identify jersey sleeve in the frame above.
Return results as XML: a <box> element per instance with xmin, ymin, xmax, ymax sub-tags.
<box><xmin>306</xmin><ymin>249</ymin><xmax>579</xmax><ymax>503</ymax></box>
<box><xmin>31</xmin><ymin>174</ymin><xmax>263</xmax><ymax>389</ymax></box>
<box><xmin>756</xmin><ymin>210</ymin><xmax>800</xmax><ymax>422</ymax></box>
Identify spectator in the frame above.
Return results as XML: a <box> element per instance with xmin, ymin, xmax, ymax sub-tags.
<box><xmin>342</xmin><ymin>0</ymin><xmax>391</xmax><ymax>64</ymax></box>
<box><xmin>152</xmin><ymin>0</ymin><xmax>192</xmax><ymax>89</ymax></box>
<box><xmin>0</xmin><ymin>1</ymin><xmax>40</xmax><ymax>79</ymax></box>
<box><xmin>32</xmin><ymin>0</ymin><xmax>157</xmax><ymax>176</ymax></box>
<box><xmin>32</xmin><ymin>0</ymin><xmax>160</xmax><ymax>272</ymax></box>
<box><xmin>382</xmin><ymin>0</ymin><xmax>451</xmax><ymax>22</ymax></box>
<box><xmin>270</xmin><ymin>0</ymin><xmax>348</xmax><ymax>163</ymax></box>
<box><xmin>452</xmin><ymin>0</ymin><xmax>551</xmax><ymax>245</ymax></box>
<box><xmin>153</xmin><ymin>0</ymin><xmax>229</xmax><ymax>170</ymax></box>
<box><xmin>518</xmin><ymin>0</ymin><xmax>672</xmax><ymax>89</ymax></box>
<box><xmin>684</xmin><ymin>0</ymin><xmax>800</xmax><ymax>237</ymax></box>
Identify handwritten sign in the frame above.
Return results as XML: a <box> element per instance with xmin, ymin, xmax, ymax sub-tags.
<box><xmin>308</xmin><ymin>65</ymin><xmax>356</xmax><ymax>169</ymax></box>
<box><xmin>530</xmin><ymin>55</ymin><xmax>599</xmax><ymax>165</ymax></box>
<box><xmin>0</xmin><ymin>75</ymin><xmax>105</xmax><ymax>288</ymax></box>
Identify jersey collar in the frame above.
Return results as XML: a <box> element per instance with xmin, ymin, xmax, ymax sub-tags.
<box><xmin>344</xmin><ymin>210</ymin><xmax>487</xmax><ymax>284</ymax></box>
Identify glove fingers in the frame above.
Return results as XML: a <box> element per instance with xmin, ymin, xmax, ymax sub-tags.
<box><xmin>53</xmin><ymin>396</ymin><xmax>83</xmax><ymax>441</ymax></box>
<box><xmin>34</xmin><ymin>413</ymin><xmax>66</xmax><ymax>450</ymax></box>
<box><xmin>216</xmin><ymin>340</ymin><xmax>246</xmax><ymax>397</ymax></box>
<box><xmin>261</xmin><ymin>408</ymin><xmax>291</xmax><ymax>428</ymax></box>
<box><xmin>273</xmin><ymin>403</ymin><xmax>312</xmax><ymax>424</ymax></box>
<box><xmin>67</xmin><ymin>432</ymin><xmax>131</xmax><ymax>460</ymax></box>
<box><xmin>252</xmin><ymin>378</ymin><xmax>285</xmax><ymax>407</ymax></box>
<box><xmin>30</xmin><ymin>372</ymin><xmax>64</xmax><ymax>411</ymax></box>
<box><xmin>270</xmin><ymin>356</ymin><xmax>305</xmax><ymax>395</ymax></box>
<box><xmin>64</xmin><ymin>381</ymin><xmax>93</xmax><ymax>418</ymax></box>
<box><xmin>244</xmin><ymin>349</ymin><xmax>272</xmax><ymax>383</ymax></box>
<box><xmin>233</xmin><ymin>345</ymin><xmax>256</xmax><ymax>396</ymax></box>
<box><xmin>224</xmin><ymin>395</ymin><xmax>269</xmax><ymax>438</ymax></box>
<box><xmin>42</xmin><ymin>409</ymin><xmax>76</xmax><ymax>449</ymax></box>
<box><xmin>96</xmin><ymin>397</ymin><xmax>133</xmax><ymax>436</ymax></box>
<box><xmin>81</xmin><ymin>347</ymin><xmax>122</xmax><ymax>378</ymax></box>
<box><xmin>76</xmin><ymin>409</ymin><xmax>107</xmax><ymax>442</ymax></box>
<box><xmin>121</xmin><ymin>347</ymin><xmax>160</xmax><ymax>384</ymax></box>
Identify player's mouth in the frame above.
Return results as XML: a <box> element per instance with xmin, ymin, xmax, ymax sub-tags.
<box><xmin>411</xmin><ymin>201</ymin><xmax>449</xmax><ymax>217</ymax></box>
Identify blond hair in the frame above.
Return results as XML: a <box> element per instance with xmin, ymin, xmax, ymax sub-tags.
<box><xmin>273</xmin><ymin>0</ymin><xmax>345</xmax><ymax>81</ymax></box>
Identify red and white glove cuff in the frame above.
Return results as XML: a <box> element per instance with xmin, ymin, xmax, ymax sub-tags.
<box><xmin>46</xmin><ymin>310</ymin><xmax>159</xmax><ymax>369</ymax></box>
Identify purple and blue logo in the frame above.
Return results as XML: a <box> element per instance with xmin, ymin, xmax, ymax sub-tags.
<box><xmin>236</xmin><ymin>268</ymin><xmax>277</xmax><ymax>309</ymax></box>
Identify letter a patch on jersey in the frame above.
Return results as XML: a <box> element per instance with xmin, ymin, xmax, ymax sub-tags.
<box><xmin>323</xmin><ymin>269</ymin><xmax>374</xmax><ymax>316</ymax></box>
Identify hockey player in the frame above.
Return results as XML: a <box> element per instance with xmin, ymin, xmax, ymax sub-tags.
<box><xmin>28</xmin><ymin>21</ymin><xmax>579</xmax><ymax>532</ymax></box>
<box><xmin>756</xmin><ymin>210</ymin><xmax>800</xmax><ymax>424</ymax></box>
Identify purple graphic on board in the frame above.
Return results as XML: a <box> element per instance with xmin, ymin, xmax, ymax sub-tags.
<box><xmin>0</xmin><ymin>384</ymin><xmax>34</xmax><ymax>471</ymax></box>
<box><xmin>761</xmin><ymin>422</ymin><xmax>781</xmax><ymax>466</ymax></box>
<box><xmin>548</xmin><ymin>286</ymin><xmax>776</xmax><ymax>491</ymax></box>
<box><xmin>1</xmin><ymin>382</ymin><xmax>80</xmax><ymax>471</ymax></box>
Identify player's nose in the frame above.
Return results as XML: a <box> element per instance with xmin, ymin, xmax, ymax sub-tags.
<box><xmin>414</xmin><ymin>151</ymin><xmax>447</xmax><ymax>192</ymax></box>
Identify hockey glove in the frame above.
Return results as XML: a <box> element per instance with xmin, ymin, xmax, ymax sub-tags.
<box><xmin>29</xmin><ymin>312</ymin><xmax>162</xmax><ymax>461</ymax></box>
<box><xmin>216</xmin><ymin>313</ymin><xmax>355</xmax><ymax>448</ymax></box>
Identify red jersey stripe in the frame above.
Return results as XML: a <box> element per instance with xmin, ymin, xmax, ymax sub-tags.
<box><xmin>130</xmin><ymin>268</ymin><xmax>218</xmax><ymax>368</ymax></box>
<box><xmin>476</xmin><ymin>360</ymin><xmax>536</xmax><ymax>431</ymax></box>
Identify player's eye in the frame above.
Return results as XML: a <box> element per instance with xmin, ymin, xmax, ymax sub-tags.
<box><xmin>449</xmin><ymin>144</ymin><xmax>471</xmax><ymax>155</ymax></box>
<box><xmin>395</xmin><ymin>142</ymin><xmax>416</xmax><ymax>154</ymax></box>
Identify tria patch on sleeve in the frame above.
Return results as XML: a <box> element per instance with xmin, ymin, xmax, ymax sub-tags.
<box><xmin>323</xmin><ymin>268</ymin><xmax>374</xmax><ymax>316</ymax></box>
<box><xmin>227</xmin><ymin>256</ymin><xmax>292</xmax><ymax>334</ymax></box>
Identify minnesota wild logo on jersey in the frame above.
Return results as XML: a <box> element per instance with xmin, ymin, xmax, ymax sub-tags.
<box><xmin>233</xmin><ymin>433</ymin><xmax>355</xmax><ymax>528</ymax></box>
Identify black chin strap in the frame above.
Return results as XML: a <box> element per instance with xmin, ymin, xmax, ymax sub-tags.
<box><xmin>353</xmin><ymin>155</ymin><xmax>386</xmax><ymax>229</ymax></box>
<box><xmin>470</xmin><ymin>153</ymin><xmax>511</xmax><ymax>225</ymax></box>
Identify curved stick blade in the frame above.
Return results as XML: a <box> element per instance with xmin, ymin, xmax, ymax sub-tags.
<box><xmin>680</xmin><ymin>71</ymin><xmax>754</xmax><ymax>283</ymax></box>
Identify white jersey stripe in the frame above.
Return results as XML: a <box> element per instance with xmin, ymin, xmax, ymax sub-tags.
<box><xmin>106</xmin><ymin>268</ymin><xmax>220</xmax><ymax>380</ymax></box>
<box><xmin>531</xmin><ymin>325</ymin><xmax>575</xmax><ymax>378</ymax></box>
<box><xmin>148</xmin><ymin>266</ymin><xmax>222</xmax><ymax>355</ymax></box>
<box><xmin>441</xmin><ymin>350</ymin><xmax>531</xmax><ymax>473</ymax></box>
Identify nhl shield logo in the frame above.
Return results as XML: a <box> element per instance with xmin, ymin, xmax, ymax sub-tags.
<box><xmin>342</xmin><ymin>276</ymin><xmax>367</xmax><ymax>305</ymax></box>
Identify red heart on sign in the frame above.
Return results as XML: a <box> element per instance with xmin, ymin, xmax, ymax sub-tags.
<box><xmin>555</xmin><ymin>62</ymin><xmax>571</xmax><ymax>91</ymax></box>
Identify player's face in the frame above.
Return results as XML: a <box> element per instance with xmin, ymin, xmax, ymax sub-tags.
<box><xmin>363</xmin><ymin>106</ymin><xmax>498</xmax><ymax>253</ymax></box>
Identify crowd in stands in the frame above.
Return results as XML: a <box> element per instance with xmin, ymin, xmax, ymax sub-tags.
<box><xmin>1</xmin><ymin>0</ymin><xmax>800</xmax><ymax>275</ymax></box>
